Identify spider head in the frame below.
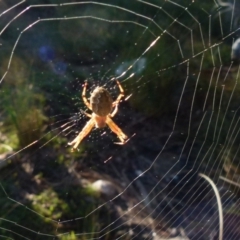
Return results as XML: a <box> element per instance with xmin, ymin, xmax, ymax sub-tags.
<box><xmin>93</xmin><ymin>113</ymin><xmax>107</xmax><ymax>128</ymax></box>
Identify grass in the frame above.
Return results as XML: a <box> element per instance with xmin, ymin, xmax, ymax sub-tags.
<box><xmin>0</xmin><ymin>57</ymin><xmax>48</xmax><ymax>152</ymax></box>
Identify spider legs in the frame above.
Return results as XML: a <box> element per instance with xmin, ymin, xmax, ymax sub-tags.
<box><xmin>68</xmin><ymin>118</ymin><xmax>95</xmax><ymax>151</ymax></box>
<box><xmin>110</xmin><ymin>80</ymin><xmax>124</xmax><ymax>118</ymax></box>
<box><xmin>80</xmin><ymin>109</ymin><xmax>92</xmax><ymax>118</ymax></box>
<box><xmin>112</xmin><ymin>80</ymin><xmax>124</xmax><ymax>107</ymax></box>
<box><xmin>110</xmin><ymin>104</ymin><xmax>118</xmax><ymax>118</ymax></box>
<box><xmin>106</xmin><ymin>116</ymin><xmax>128</xmax><ymax>144</ymax></box>
<box><xmin>108</xmin><ymin>80</ymin><xmax>128</xmax><ymax>143</ymax></box>
<box><xmin>69</xmin><ymin>81</ymin><xmax>128</xmax><ymax>151</ymax></box>
<box><xmin>82</xmin><ymin>81</ymin><xmax>91</xmax><ymax>110</ymax></box>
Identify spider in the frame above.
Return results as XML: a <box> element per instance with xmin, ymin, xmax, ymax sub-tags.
<box><xmin>68</xmin><ymin>80</ymin><xmax>128</xmax><ymax>151</ymax></box>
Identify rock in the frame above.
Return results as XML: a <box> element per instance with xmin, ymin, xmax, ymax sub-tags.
<box><xmin>0</xmin><ymin>151</ymin><xmax>14</xmax><ymax>169</ymax></box>
<box><xmin>91</xmin><ymin>180</ymin><xmax>118</xmax><ymax>199</ymax></box>
<box><xmin>231</xmin><ymin>38</ymin><xmax>240</xmax><ymax>61</ymax></box>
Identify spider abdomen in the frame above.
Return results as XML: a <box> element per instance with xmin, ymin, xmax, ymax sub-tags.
<box><xmin>90</xmin><ymin>87</ymin><xmax>113</xmax><ymax>116</ymax></box>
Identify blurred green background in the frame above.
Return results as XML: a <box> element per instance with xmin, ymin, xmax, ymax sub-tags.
<box><xmin>0</xmin><ymin>0</ymin><xmax>240</xmax><ymax>239</ymax></box>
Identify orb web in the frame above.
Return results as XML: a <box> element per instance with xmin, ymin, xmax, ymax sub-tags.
<box><xmin>0</xmin><ymin>0</ymin><xmax>239</xmax><ymax>239</ymax></box>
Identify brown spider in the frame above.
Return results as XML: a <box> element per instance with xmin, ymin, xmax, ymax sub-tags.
<box><xmin>68</xmin><ymin>80</ymin><xmax>128</xmax><ymax>151</ymax></box>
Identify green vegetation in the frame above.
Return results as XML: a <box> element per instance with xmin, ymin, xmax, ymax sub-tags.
<box><xmin>0</xmin><ymin>57</ymin><xmax>47</xmax><ymax>151</ymax></box>
<box><xmin>0</xmin><ymin>0</ymin><xmax>239</xmax><ymax>239</ymax></box>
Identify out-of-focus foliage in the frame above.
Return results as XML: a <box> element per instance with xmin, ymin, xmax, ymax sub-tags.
<box><xmin>0</xmin><ymin>0</ymin><xmax>239</xmax><ymax>239</ymax></box>
<box><xmin>0</xmin><ymin>57</ymin><xmax>47</xmax><ymax>150</ymax></box>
